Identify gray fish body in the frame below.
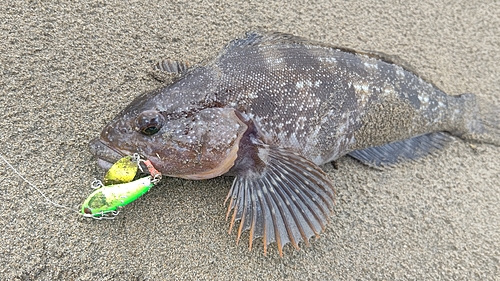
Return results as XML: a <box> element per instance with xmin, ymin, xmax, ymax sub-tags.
<box><xmin>148</xmin><ymin>32</ymin><xmax>477</xmax><ymax>165</ymax></box>
<box><xmin>90</xmin><ymin>31</ymin><xmax>497</xmax><ymax>255</ymax></box>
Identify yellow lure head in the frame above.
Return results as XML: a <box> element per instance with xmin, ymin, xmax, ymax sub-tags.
<box><xmin>103</xmin><ymin>155</ymin><xmax>138</xmax><ymax>185</ymax></box>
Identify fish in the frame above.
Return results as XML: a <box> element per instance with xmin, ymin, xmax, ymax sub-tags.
<box><xmin>89</xmin><ymin>31</ymin><xmax>500</xmax><ymax>256</ymax></box>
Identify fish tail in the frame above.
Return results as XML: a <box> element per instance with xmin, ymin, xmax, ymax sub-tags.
<box><xmin>477</xmin><ymin>98</ymin><xmax>500</xmax><ymax>145</ymax></box>
<box><xmin>452</xmin><ymin>93</ymin><xmax>500</xmax><ymax>145</ymax></box>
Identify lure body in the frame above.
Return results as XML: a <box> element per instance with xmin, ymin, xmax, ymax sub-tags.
<box><xmin>81</xmin><ymin>177</ymin><xmax>153</xmax><ymax>217</ymax></box>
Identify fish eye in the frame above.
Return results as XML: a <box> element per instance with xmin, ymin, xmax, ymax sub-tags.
<box><xmin>142</xmin><ymin>125</ymin><xmax>161</xmax><ymax>135</ymax></box>
<box><xmin>136</xmin><ymin>110</ymin><xmax>165</xmax><ymax>136</ymax></box>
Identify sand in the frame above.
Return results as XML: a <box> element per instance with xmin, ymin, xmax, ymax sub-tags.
<box><xmin>0</xmin><ymin>0</ymin><xmax>499</xmax><ymax>280</ymax></box>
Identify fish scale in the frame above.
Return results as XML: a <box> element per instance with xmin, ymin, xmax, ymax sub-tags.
<box><xmin>89</xmin><ymin>31</ymin><xmax>500</xmax><ymax>256</ymax></box>
<box><xmin>217</xmin><ymin>47</ymin><xmax>362</xmax><ymax>162</ymax></box>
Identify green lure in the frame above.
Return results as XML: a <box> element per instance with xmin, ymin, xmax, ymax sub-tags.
<box><xmin>81</xmin><ymin>177</ymin><xmax>154</xmax><ymax>218</ymax></box>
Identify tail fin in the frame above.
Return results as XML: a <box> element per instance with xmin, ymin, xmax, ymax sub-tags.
<box><xmin>477</xmin><ymin>100</ymin><xmax>500</xmax><ymax>145</ymax></box>
<box><xmin>456</xmin><ymin>93</ymin><xmax>500</xmax><ymax>145</ymax></box>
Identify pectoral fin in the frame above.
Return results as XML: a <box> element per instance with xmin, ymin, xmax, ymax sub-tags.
<box><xmin>225</xmin><ymin>143</ymin><xmax>335</xmax><ymax>256</ymax></box>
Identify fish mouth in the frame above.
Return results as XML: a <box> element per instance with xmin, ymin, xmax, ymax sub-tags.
<box><xmin>89</xmin><ymin>138</ymin><xmax>128</xmax><ymax>170</ymax></box>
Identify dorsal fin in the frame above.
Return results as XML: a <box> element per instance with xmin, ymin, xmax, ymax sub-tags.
<box><xmin>355</xmin><ymin>49</ymin><xmax>421</xmax><ymax>75</ymax></box>
<box><xmin>149</xmin><ymin>59</ymin><xmax>191</xmax><ymax>83</ymax></box>
<box><xmin>153</xmin><ymin>59</ymin><xmax>190</xmax><ymax>75</ymax></box>
<box><xmin>225</xmin><ymin>31</ymin><xmax>314</xmax><ymax>49</ymax></box>
<box><xmin>223</xmin><ymin>31</ymin><xmax>427</xmax><ymax>81</ymax></box>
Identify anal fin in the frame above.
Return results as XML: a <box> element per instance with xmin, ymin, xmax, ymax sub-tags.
<box><xmin>348</xmin><ymin>132</ymin><xmax>454</xmax><ymax>168</ymax></box>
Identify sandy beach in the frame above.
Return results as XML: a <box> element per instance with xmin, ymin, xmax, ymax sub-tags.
<box><xmin>1</xmin><ymin>1</ymin><xmax>499</xmax><ymax>280</ymax></box>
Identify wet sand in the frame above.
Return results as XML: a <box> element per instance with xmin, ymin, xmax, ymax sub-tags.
<box><xmin>1</xmin><ymin>1</ymin><xmax>499</xmax><ymax>280</ymax></box>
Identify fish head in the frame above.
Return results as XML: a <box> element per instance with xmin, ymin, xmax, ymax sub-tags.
<box><xmin>89</xmin><ymin>86</ymin><xmax>248</xmax><ymax>180</ymax></box>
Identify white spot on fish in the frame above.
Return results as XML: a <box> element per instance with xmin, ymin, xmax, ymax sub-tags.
<box><xmin>363</xmin><ymin>61</ymin><xmax>378</xmax><ymax>70</ymax></box>
<box><xmin>247</xmin><ymin>92</ymin><xmax>258</xmax><ymax>99</ymax></box>
<box><xmin>418</xmin><ymin>93</ymin><xmax>430</xmax><ymax>104</ymax></box>
<box><xmin>382</xmin><ymin>85</ymin><xmax>395</xmax><ymax>97</ymax></box>
<box><xmin>353</xmin><ymin>82</ymin><xmax>371</xmax><ymax>107</ymax></box>
<box><xmin>395</xmin><ymin>66</ymin><xmax>405</xmax><ymax>78</ymax></box>
<box><xmin>318</xmin><ymin>57</ymin><xmax>337</xmax><ymax>64</ymax></box>
<box><xmin>353</xmin><ymin>83</ymin><xmax>370</xmax><ymax>93</ymax></box>
<box><xmin>296</xmin><ymin>79</ymin><xmax>314</xmax><ymax>90</ymax></box>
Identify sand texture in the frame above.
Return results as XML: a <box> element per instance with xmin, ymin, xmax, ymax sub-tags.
<box><xmin>1</xmin><ymin>1</ymin><xmax>499</xmax><ymax>280</ymax></box>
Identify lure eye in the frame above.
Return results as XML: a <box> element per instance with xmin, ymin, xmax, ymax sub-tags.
<box><xmin>136</xmin><ymin>110</ymin><xmax>165</xmax><ymax>136</ymax></box>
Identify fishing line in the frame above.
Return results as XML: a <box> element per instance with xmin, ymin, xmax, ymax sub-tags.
<box><xmin>0</xmin><ymin>153</ymin><xmax>80</xmax><ymax>215</ymax></box>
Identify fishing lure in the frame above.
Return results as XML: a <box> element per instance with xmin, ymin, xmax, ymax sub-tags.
<box><xmin>103</xmin><ymin>155</ymin><xmax>138</xmax><ymax>185</ymax></box>
<box><xmin>81</xmin><ymin>154</ymin><xmax>162</xmax><ymax>219</ymax></box>
<box><xmin>81</xmin><ymin>176</ymin><xmax>155</xmax><ymax>218</ymax></box>
<box><xmin>1</xmin><ymin>153</ymin><xmax>161</xmax><ymax>219</ymax></box>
